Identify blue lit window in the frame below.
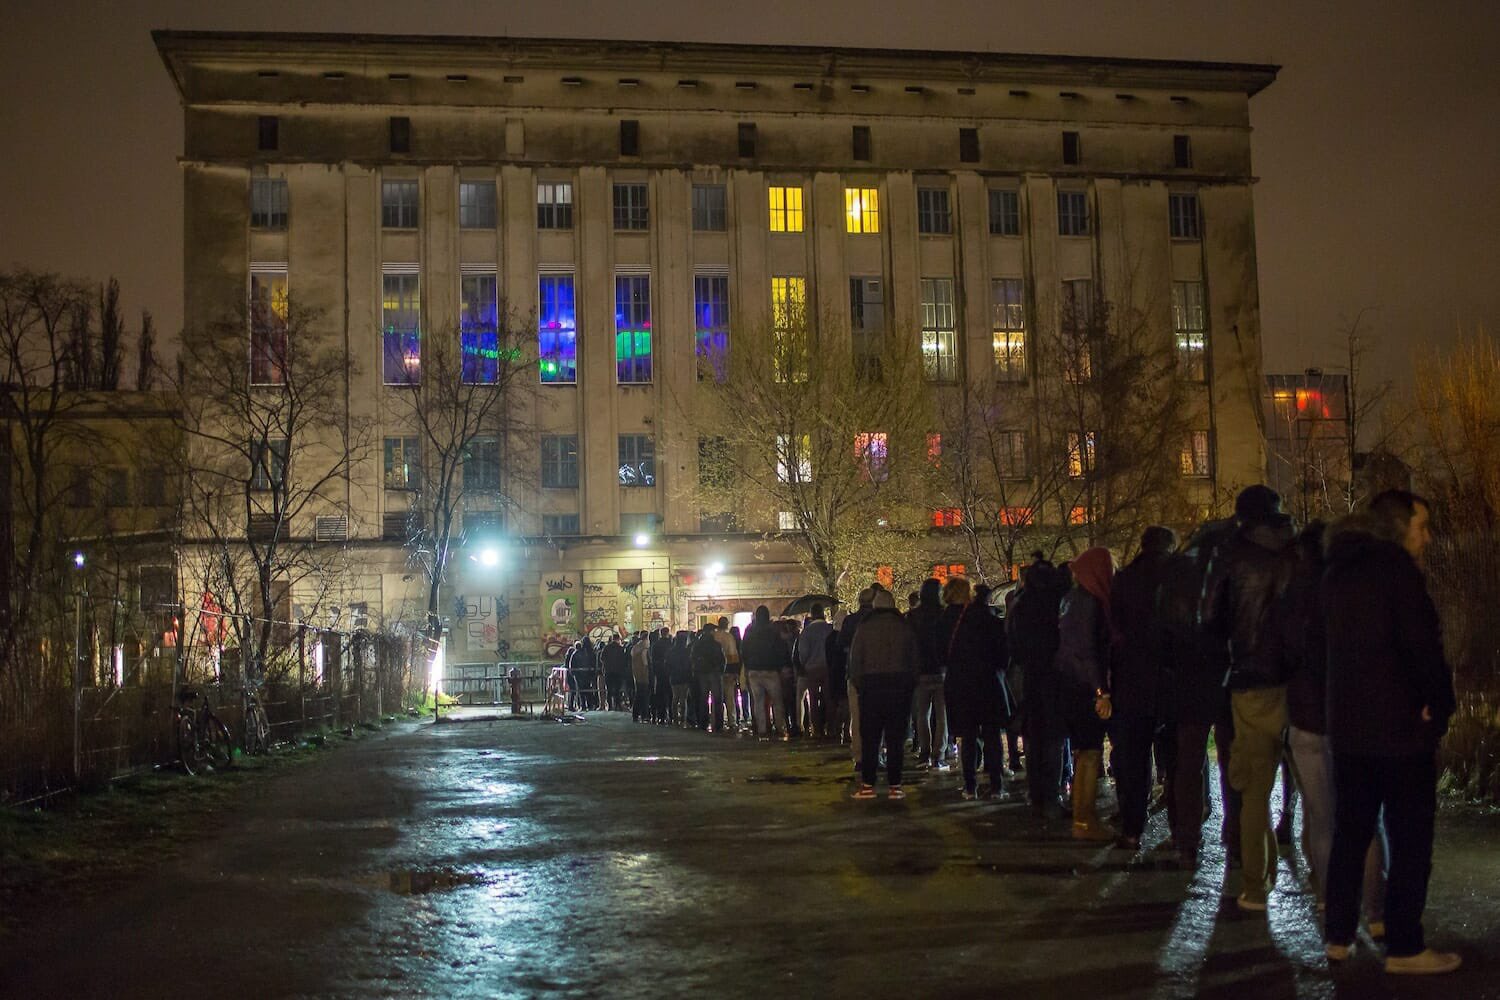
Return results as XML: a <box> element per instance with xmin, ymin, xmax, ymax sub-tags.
<box><xmin>460</xmin><ymin>274</ymin><xmax>499</xmax><ymax>384</ymax></box>
<box><xmin>615</xmin><ymin>275</ymin><xmax>652</xmax><ymax>384</ymax></box>
<box><xmin>382</xmin><ymin>272</ymin><xmax>421</xmax><ymax>385</ymax></box>
<box><xmin>538</xmin><ymin>274</ymin><xmax>576</xmax><ymax>384</ymax></box>
<box><xmin>693</xmin><ymin>275</ymin><xmax>729</xmax><ymax>381</ymax></box>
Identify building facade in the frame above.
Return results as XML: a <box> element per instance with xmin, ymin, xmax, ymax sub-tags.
<box><xmin>156</xmin><ymin>31</ymin><xmax>1277</xmax><ymax>664</ymax></box>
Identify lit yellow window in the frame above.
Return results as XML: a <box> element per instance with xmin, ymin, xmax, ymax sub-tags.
<box><xmin>771</xmin><ymin>276</ymin><xmax>808</xmax><ymax>383</ymax></box>
<box><xmin>769</xmin><ymin>186</ymin><xmax>804</xmax><ymax>233</ymax></box>
<box><xmin>845</xmin><ymin>188</ymin><xmax>879</xmax><ymax>234</ymax></box>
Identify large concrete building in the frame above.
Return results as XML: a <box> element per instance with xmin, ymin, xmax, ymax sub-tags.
<box><xmin>155</xmin><ymin>31</ymin><xmax>1277</xmax><ymax>665</ymax></box>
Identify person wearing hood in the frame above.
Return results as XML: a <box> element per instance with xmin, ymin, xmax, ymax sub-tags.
<box><xmin>691</xmin><ymin>622</ymin><xmax>728</xmax><ymax>732</ymax></box>
<box><xmin>1321</xmin><ymin>491</ymin><xmax>1459</xmax><ymax>975</ymax></box>
<box><xmin>838</xmin><ymin>586</ymin><xmax>879</xmax><ymax>772</ymax></box>
<box><xmin>1010</xmin><ymin>560</ymin><xmax>1070</xmax><ymax>817</ymax></box>
<box><xmin>1202</xmin><ymin>484</ymin><xmax>1297</xmax><ymax>911</ymax></box>
<box><xmin>847</xmin><ymin>589</ymin><xmax>921</xmax><ymax>799</ymax></box>
<box><xmin>942</xmin><ymin>577</ymin><xmax>1014</xmax><ymax>800</ymax></box>
<box><xmin>905</xmin><ymin>578</ymin><xmax>949</xmax><ymax>770</ymax></box>
<box><xmin>741</xmin><ymin>605</ymin><xmax>792</xmax><ymax>740</ymax></box>
<box><xmin>795</xmin><ymin>605</ymin><xmax>835</xmax><ymax>739</ymax></box>
<box><xmin>1056</xmin><ymin>547</ymin><xmax>1117</xmax><ymax>840</ymax></box>
<box><xmin>667</xmin><ymin>630</ymin><xmax>694</xmax><ymax>726</ymax></box>
<box><xmin>1109</xmin><ymin>526</ymin><xmax>1178</xmax><ymax>850</ymax></box>
<box><xmin>601</xmin><ymin>634</ymin><xmax>630</xmax><ymax>711</ymax></box>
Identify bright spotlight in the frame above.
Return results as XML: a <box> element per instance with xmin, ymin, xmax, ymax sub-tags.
<box><xmin>478</xmin><ymin>547</ymin><xmax>500</xmax><ymax>568</ymax></box>
<box><xmin>634</xmin><ymin>533</ymin><xmax>650</xmax><ymax>547</ymax></box>
<box><xmin>707</xmin><ymin>561</ymin><xmax>725</xmax><ymax>577</ymax></box>
<box><xmin>72</xmin><ymin>551</ymin><xmax>86</xmax><ymax>569</ymax></box>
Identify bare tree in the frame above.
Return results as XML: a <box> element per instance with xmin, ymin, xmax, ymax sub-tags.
<box><xmin>136</xmin><ymin>309</ymin><xmax>157</xmax><ymax>391</ymax></box>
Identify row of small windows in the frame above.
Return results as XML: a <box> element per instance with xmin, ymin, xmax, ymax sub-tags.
<box><xmin>252</xmin><ymin>176</ymin><xmax>1202</xmax><ymax>240</ymax></box>
<box><xmin>252</xmin><ymin>265</ymin><xmax>1208</xmax><ymax>389</ymax></box>
<box><xmin>254</xmin><ymin>114</ymin><xmax>1197</xmax><ymax>171</ymax></box>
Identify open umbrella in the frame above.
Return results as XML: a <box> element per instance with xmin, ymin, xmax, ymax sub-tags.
<box><xmin>781</xmin><ymin>593</ymin><xmax>840</xmax><ymax>618</ymax></box>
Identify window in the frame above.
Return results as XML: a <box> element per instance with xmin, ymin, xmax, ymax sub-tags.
<box><xmin>538</xmin><ymin>274</ymin><xmax>577</xmax><ymax>384</ymax></box>
<box><xmin>464</xmin><ymin>436</ymin><xmax>501</xmax><ymax>492</ymax></box>
<box><xmin>738</xmin><ymin>122</ymin><xmax>757</xmax><ymax>159</ymax></box>
<box><xmin>932</xmin><ymin>508</ymin><xmax>963</xmax><ymax>528</ymax></box>
<box><xmin>618</xmin><ymin>435</ymin><xmax>655</xmax><ymax>487</ymax></box>
<box><xmin>920</xmin><ymin>278</ymin><xmax>957</xmax><ymax>383</ymax></box>
<box><xmin>1173</xmin><ymin>134</ymin><xmax>1193</xmax><ymax>169</ymax></box>
<box><xmin>543</xmin><ymin>513</ymin><xmax>581</xmax><ymax>537</ymax></box>
<box><xmin>541</xmin><ymin>435</ymin><xmax>580</xmax><ymax>488</ymax></box>
<box><xmin>1272</xmin><ymin>388</ymin><xmax>1296</xmax><ymax>426</ymax></box>
<box><xmin>926</xmin><ymin>433</ymin><xmax>942</xmax><ymax>465</ymax></box>
<box><xmin>1169</xmin><ymin>192</ymin><xmax>1201</xmax><ymax>240</ymax></box>
<box><xmin>466</xmin><ymin>510</ymin><xmax>503</xmax><ymax>535</ymax></box>
<box><xmin>1172</xmin><ymin>280</ymin><xmax>1208</xmax><ymax>381</ymax></box>
<box><xmin>692</xmin><ymin>184</ymin><xmax>726</xmax><ymax>231</ymax></box>
<box><xmin>382</xmin><ymin>272</ymin><xmax>421</xmax><ymax>384</ymax></box>
<box><xmin>1000</xmin><ymin>506</ymin><xmax>1033</xmax><ymax>527</ymax></box>
<box><xmin>959</xmin><ymin>127</ymin><xmax>980</xmax><ymax>163</ymax></box>
<box><xmin>854</xmin><ymin>432</ymin><xmax>889</xmax><ymax>483</ymax></box>
<box><xmin>1062</xmin><ymin>278</ymin><xmax>1094</xmax><ymax>381</ymax></box>
<box><xmin>770</xmin><ymin>275</ymin><xmax>808</xmax><ymax>382</ymax></box>
<box><xmin>100</xmin><ymin>468</ymin><xmax>127</xmax><ymax>507</ymax></box>
<box><xmin>257</xmin><ymin>115</ymin><xmax>279</xmax><ymax>152</ymax></box>
<box><xmin>459</xmin><ymin>181</ymin><xmax>496</xmax><ymax>229</ymax></box>
<box><xmin>1180</xmin><ymin>430</ymin><xmax>1212</xmax><ymax>478</ymax></box>
<box><xmin>996</xmin><ymin>430</ymin><xmax>1030</xmax><ymax>479</ymax></box>
<box><xmin>931</xmin><ymin>562</ymin><xmax>967</xmax><ymax>581</ymax></box>
<box><xmin>389</xmin><ymin>116</ymin><xmax>411</xmax><ymax>154</ymax></box>
<box><xmin>537</xmin><ymin>181</ymin><xmax>574</xmax><ymax>230</ymax></box>
<box><xmin>768</xmin><ymin>186</ymin><xmax>804</xmax><ymax>233</ymax></box>
<box><xmin>988</xmin><ymin>189</ymin><xmax>1019</xmax><ymax>236</ymax></box>
<box><xmin>917</xmin><ymin>187</ymin><xmax>952</xmax><ymax>234</ymax></box>
<box><xmin>852</xmin><ymin>125</ymin><xmax>871</xmax><ymax>162</ymax></box>
<box><xmin>620</xmin><ymin>512</ymin><xmax>659</xmax><ymax>536</ymax></box>
<box><xmin>694</xmin><ymin>275</ymin><xmax>730</xmax><ymax>380</ymax></box>
<box><xmin>460</xmin><ymin>274</ymin><xmax>499</xmax><ymax>384</ymax></box>
<box><xmin>844</xmin><ymin>187</ymin><xmax>879</xmax><ymax>234</ymax></box>
<box><xmin>1058</xmin><ymin>190</ymin><xmax>1089</xmax><ymax>236</ymax></box>
<box><xmin>778</xmin><ymin>511</ymin><xmax>799</xmax><ymax>531</ymax></box>
<box><xmin>250</xmin><ymin>437</ymin><xmax>288</xmax><ymax>491</ymax></box>
<box><xmin>850</xmin><ymin>277</ymin><xmax>885</xmax><ymax>381</ymax></box>
<box><xmin>1070</xmin><ymin>505</ymin><xmax>1091</xmax><ymax>526</ymax></box>
<box><xmin>251</xmin><ymin>179</ymin><xmax>288</xmax><ymax>230</ymax></box>
<box><xmin>613</xmin><ymin>183</ymin><xmax>649</xmax><ymax>230</ymax></box>
<box><xmin>615</xmin><ymin>275</ymin><xmax>652</xmax><ymax>383</ymax></box>
<box><xmin>138</xmin><ymin>467</ymin><xmax>168</xmax><ymax>507</ymax></box>
<box><xmin>776</xmin><ymin>433</ymin><xmax>812</xmax><ymax>484</ymax></box>
<box><xmin>250</xmin><ymin>269</ymin><xmax>288</xmax><ymax>385</ymax></box>
<box><xmin>1067</xmin><ymin>432</ymin><xmax>1096</xmax><ymax>479</ymax></box>
<box><xmin>619</xmin><ymin>119</ymin><xmax>640</xmax><ymax>157</ymax></box>
<box><xmin>991</xmin><ymin>278</ymin><xmax>1026</xmax><ymax>379</ymax></box>
<box><xmin>384</xmin><ymin>437</ymin><xmax>420</xmax><ymax>490</ymax></box>
<box><xmin>382</xmin><ymin>180</ymin><xmax>419</xmax><ymax>229</ymax></box>
<box><xmin>1062</xmin><ymin>130</ymin><xmax>1081</xmax><ymax>165</ymax></box>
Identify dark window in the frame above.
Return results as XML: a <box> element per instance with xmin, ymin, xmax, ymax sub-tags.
<box><xmin>1169</xmin><ymin>192</ymin><xmax>1201</xmax><ymax>240</ymax></box>
<box><xmin>138</xmin><ymin>467</ymin><xmax>168</xmax><ymax>507</ymax></box>
<box><xmin>1062</xmin><ymin>130</ymin><xmax>1081</xmax><ymax>165</ymax></box>
<box><xmin>1173</xmin><ymin>134</ymin><xmax>1193</xmax><ymax>169</ymax></box>
<box><xmin>250</xmin><ymin>438</ymin><xmax>288</xmax><ymax>492</ymax></box>
<box><xmin>620</xmin><ymin>119</ymin><xmax>640</xmax><ymax>157</ymax></box>
<box><xmin>850</xmin><ymin>276</ymin><xmax>885</xmax><ymax>381</ymax></box>
<box><xmin>543</xmin><ymin>513</ymin><xmax>581</xmax><ymax>536</ymax></box>
<box><xmin>618</xmin><ymin>435</ymin><xmax>655</xmax><ymax>488</ymax></box>
<box><xmin>917</xmin><ymin>187</ymin><xmax>952</xmax><ymax>235</ymax></box>
<box><xmin>988</xmin><ymin>189</ymin><xmax>1019</xmax><ymax>236</ymax></box>
<box><xmin>620</xmin><ymin>513</ymin><xmax>660</xmax><ymax>536</ymax></box>
<box><xmin>1057</xmin><ymin>190</ymin><xmax>1089</xmax><ymax>236</ymax></box>
<box><xmin>698</xmin><ymin>436</ymin><xmax>733</xmax><ymax>490</ymax></box>
<box><xmin>959</xmin><ymin>127</ymin><xmax>980</xmax><ymax>163</ymax></box>
<box><xmin>464</xmin><ymin>436</ymin><xmax>501</xmax><ymax>492</ymax></box>
<box><xmin>459</xmin><ymin>181</ymin><xmax>496</xmax><ymax>229</ymax></box>
<box><xmin>466</xmin><ymin>510</ymin><xmax>503</xmax><ymax>535</ymax></box>
<box><xmin>541</xmin><ymin>435</ymin><xmax>580</xmax><ymax>489</ymax></box>
<box><xmin>250</xmin><ymin>179</ymin><xmax>288</xmax><ymax>230</ymax></box>
<box><xmin>613</xmin><ymin>183</ymin><xmax>649</xmax><ymax>230</ymax></box>
<box><xmin>692</xmin><ymin>185</ymin><xmax>726</xmax><ymax>231</ymax></box>
<box><xmin>536</xmin><ymin>181</ymin><xmax>573</xmax><ymax>230</ymax></box>
<box><xmin>389</xmin><ymin>116</ymin><xmax>411</xmax><ymax>154</ymax></box>
<box><xmin>384</xmin><ymin>437</ymin><xmax>421</xmax><ymax>490</ymax></box>
<box><xmin>852</xmin><ymin>125</ymin><xmax>872</xmax><ymax>162</ymax></box>
<box><xmin>257</xmin><ymin>115</ymin><xmax>279</xmax><ymax>152</ymax></box>
<box><xmin>67</xmin><ymin>467</ymin><xmax>91</xmax><ymax>507</ymax></box>
<box><xmin>381</xmin><ymin>180</ymin><xmax>419</xmax><ymax>229</ymax></box>
<box><xmin>737</xmin><ymin>122</ymin><xmax>757</xmax><ymax>159</ymax></box>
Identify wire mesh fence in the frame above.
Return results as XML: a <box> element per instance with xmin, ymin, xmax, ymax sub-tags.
<box><xmin>1428</xmin><ymin>531</ymin><xmax>1500</xmax><ymax>801</ymax></box>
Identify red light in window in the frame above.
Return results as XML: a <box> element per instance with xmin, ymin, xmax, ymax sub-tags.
<box><xmin>876</xmin><ymin>565</ymin><xmax>894</xmax><ymax>589</ymax></box>
<box><xmin>931</xmin><ymin>507</ymin><xmax>963</xmax><ymax>527</ymax></box>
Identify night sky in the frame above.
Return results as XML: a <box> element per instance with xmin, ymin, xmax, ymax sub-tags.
<box><xmin>3</xmin><ymin>0</ymin><xmax>1497</xmax><ymax>394</ymax></box>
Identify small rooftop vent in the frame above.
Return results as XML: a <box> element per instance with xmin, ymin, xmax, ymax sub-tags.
<box><xmin>561</xmin><ymin>76</ymin><xmax>584</xmax><ymax>86</ymax></box>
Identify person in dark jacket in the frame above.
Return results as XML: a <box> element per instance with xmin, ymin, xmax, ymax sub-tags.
<box><xmin>848</xmin><ymin>590</ymin><xmax>921</xmax><ymax>798</ymax></box>
<box><xmin>1202</xmin><ymin>484</ymin><xmax>1296</xmax><ymax>910</ymax></box>
<box><xmin>1010</xmin><ymin>561</ymin><xmax>1070</xmax><ymax>817</ymax></box>
<box><xmin>838</xmin><ymin>587</ymin><xmax>878</xmax><ymax>771</ymax></box>
<box><xmin>741</xmin><ymin>605</ymin><xmax>792</xmax><ymax>740</ymax></box>
<box><xmin>691</xmin><ymin>623</ymin><xmax>728</xmax><ymax>731</ymax></box>
<box><xmin>1056</xmin><ymin>547</ymin><xmax>1117</xmax><ymax>840</ymax></box>
<box><xmin>573</xmin><ymin>637</ymin><xmax>600</xmax><ymax>711</ymax></box>
<box><xmin>1322</xmin><ymin>492</ymin><xmax>1459</xmax><ymax>975</ymax></box>
<box><xmin>648</xmin><ymin>627</ymin><xmax>673</xmax><ymax>724</ymax></box>
<box><xmin>1161</xmin><ymin>517</ymin><xmax>1240</xmax><ymax>865</ymax></box>
<box><xmin>601</xmin><ymin>635</ymin><xmax>630</xmax><ymax>711</ymax></box>
<box><xmin>905</xmin><ymin>578</ymin><xmax>949</xmax><ymax>770</ymax></box>
<box><xmin>1109</xmin><ymin>526</ymin><xmax>1177</xmax><ymax>850</ymax></box>
<box><xmin>667</xmin><ymin>630</ymin><xmax>694</xmax><ymax>726</ymax></box>
<box><xmin>942</xmin><ymin>577</ymin><xmax>1013</xmax><ymax>800</ymax></box>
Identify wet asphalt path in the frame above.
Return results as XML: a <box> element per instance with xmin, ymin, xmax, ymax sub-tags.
<box><xmin>1</xmin><ymin>712</ymin><xmax>1496</xmax><ymax>999</ymax></box>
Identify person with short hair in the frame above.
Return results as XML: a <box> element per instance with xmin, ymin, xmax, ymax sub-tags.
<box><xmin>795</xmin><ymin>604</ymin><xmax>834</xmax><ymax>738</ymax></box>
<box><xmin>741</xmin><ymin>605</ymin><xmax>792</xmax><ymax>740</ymax></box>
<box><xmin>848</xmin><ymin>590</ymin><xmax>921</xmax><ymax>799</ymax></box>
<box><xmin>838</xmin><ymin>587</ymin><xmax>878</xmax><ymax>771</ymax></box>
<box><xmin>942</xmin><ymin>577</ymin><xmax>1014</xmax><ymax>801</ymax></box>
<box><xmin>1322</xmin><ymin>491</ymin><xmax>1459</xmax><ymax>974</ymax></box>
<box><xmin>713</xmin><ymin>615</ymin><xmax>743</xmax><ymax>732</ymax></box>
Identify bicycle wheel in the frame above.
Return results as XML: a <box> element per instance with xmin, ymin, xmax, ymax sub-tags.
<box><xmin>203</xmin><ymin>715</ymin><xmax>234</xmax><ymax>770</ymax></box>
<box><xmin>176</xmin><ymin>714</ymin><xmax>203</xmax><ymax>776</ymax></box>
<box><xmin>245</xmin><ymin>701</ymin><xmax>271</xmax><ymax>755</ymax></box>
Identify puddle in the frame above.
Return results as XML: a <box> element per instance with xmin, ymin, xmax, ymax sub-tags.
<box><xmin>745</xmin><ymin>773</ymin><xmax>812</xmax><ymax>785</ymax></box>
<box><xmin>383</xmin><ymin>868</ymin><xmax>486</xmax><ymax>895</ymax></box>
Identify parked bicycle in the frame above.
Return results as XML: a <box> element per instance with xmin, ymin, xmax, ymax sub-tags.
<box><xmin>175</xmin><ymin>687</ymin><xmax>232</xmax><ymax>775</ymax></box>
<box><xmin>242</xmin><ymin>679</ymin><xmax>271</xmax><ymax>756</ymax></box>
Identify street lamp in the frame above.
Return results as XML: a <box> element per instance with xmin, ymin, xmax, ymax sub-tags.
<box><xmin>477</xmin><ymin>547</ymin><xmax>500</xmax><ymax>568</ymax></box>
<box><xmin>707</xmin><ymin>561</ymin><xmax>725</xmax><ymax>577</ymax></box>
<box><xmin>633</xmin><ymin>532</ymin><xmax>650</xmax><ymax>548</ymax></box>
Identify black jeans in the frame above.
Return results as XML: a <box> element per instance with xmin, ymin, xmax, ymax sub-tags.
<box><xmin>1112</xmin><ymin>712</ymin><xmax>1158</xmax><ymax>840</ymax></box>
<box><xmin>1023</xmin><ymin>669</ymin><xmax>1067</xmax><ymax>806</ymax></box>
<box><xmin>858</xmin><ymin>681</ymin><xmax>915</xmax><ymax>788</ymax></box>
<box><xmin>695</xmin><ymin>670</ymin><xmax>720</xmax><ymax>730</ymax></box>
<box><xmin>606</xmin><ymin>672</ymin><xmax>625</xmax><ymax>710</ymax></box>
<box><xmin>632</xmin><ymin>678</ymin><xmax>649</xmax><ymax>721</ymax></box>
<box><xmin>957</xmin><ymin>723</ymin><xmax>1004</xmax><ymax>794</ymax></box>
<box><xmin>1173</xmin><ymin>711</ymin><xmax>1240</xmax><ymax>857</ymax></box>
<box><xmin>1327</xmin><ymin>752</ymin><xmax>1437</xmax><ymax>957</ymax></box>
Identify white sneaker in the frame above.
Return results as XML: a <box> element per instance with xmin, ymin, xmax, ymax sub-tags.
<box><xmin>1384</xmin><ymin>949</ymin><xmax>1462</xmax><ymax>975</ymax></box>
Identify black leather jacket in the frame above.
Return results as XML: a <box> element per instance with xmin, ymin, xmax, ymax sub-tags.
<box><xmin>1201</xmin><ymin>517</ymin><xmax>1295</xmax><ymax>690</ymax></box>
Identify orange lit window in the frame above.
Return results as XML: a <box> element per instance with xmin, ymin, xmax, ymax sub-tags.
<box><xmin>844</xmin><ymin>187</ymin><xmax>880</xmax><ymax>234</ymax></box>
<box><xmin>1295</xmin><ymin>388</ymin><xmax>1332</xmax><ymax>419</ymax></box>
<box><xmin>1070</xmin><ymin>505</ymin><xmax>1090</xmax><ymax>525</ymax></box>
<box><xmin>876</xmin><ymin>565</ymin><xmax>894</xmax><ymax>589</ymax></box>
<box><xmin>931</xmin><ymin>507</ymin><xmax>963</xmax><ymax>527</ymax></box>
<box><xmin>930</xmin><ymin>563</ymin><xmax>966</xmax><ymax>583</ymax></box>
<box><xmin>1000</xmin><ymin>506</ymin><xmax>1033</xmax><ymax>527</ymax></box>
<box><xmin>926</xmin><ymin>432</ymin><xmax>942</xmax><ymax>465</ymax></box>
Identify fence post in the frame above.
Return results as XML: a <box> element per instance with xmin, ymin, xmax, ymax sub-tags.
<box><xmin>298</xmin><ymin>625</ymin><xmax>306</xmax><ymax>730</ymax></box>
